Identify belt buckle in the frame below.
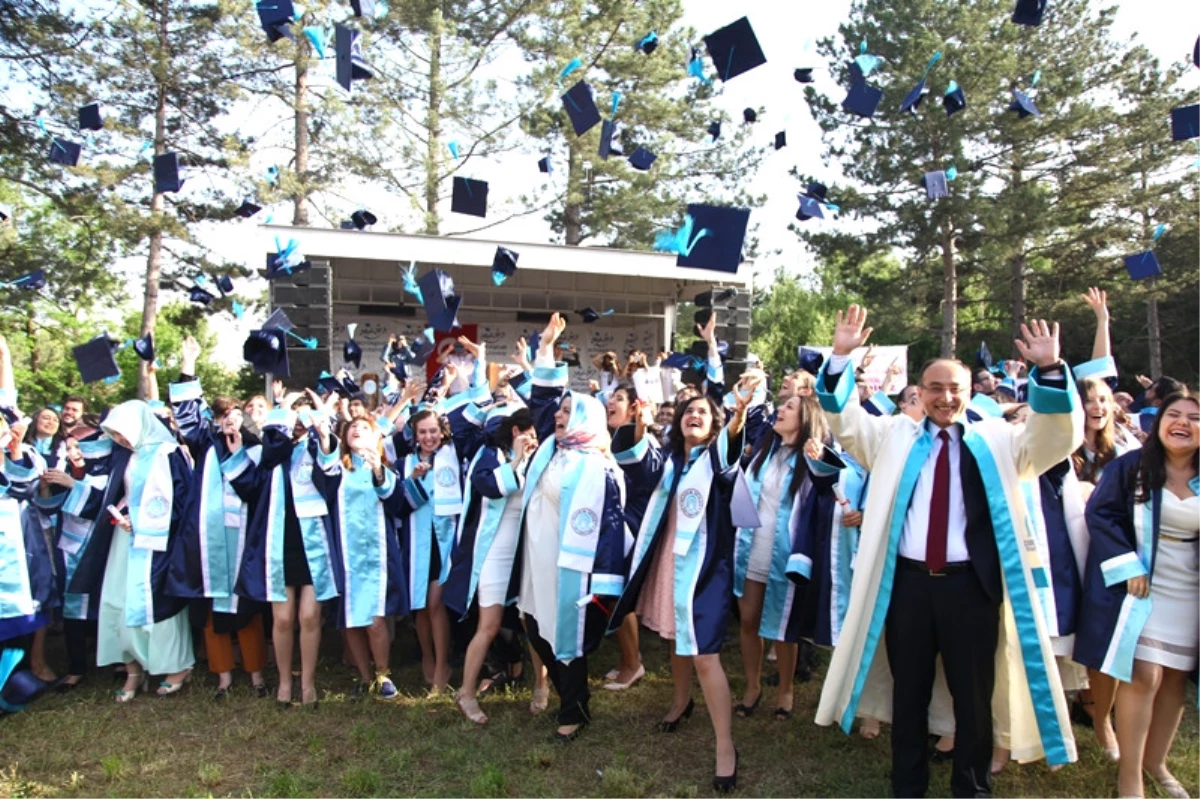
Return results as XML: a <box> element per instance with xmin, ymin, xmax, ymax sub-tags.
<box><xmin>928</xmin><ymin>567</ymin><xmax>945</xmax><ymax>577</ymax></box>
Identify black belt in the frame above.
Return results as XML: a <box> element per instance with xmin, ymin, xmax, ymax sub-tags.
<box><xmin>897</xmin><ymin>556</ymin><xmax>972</xmax><ymax>576</ymax></box>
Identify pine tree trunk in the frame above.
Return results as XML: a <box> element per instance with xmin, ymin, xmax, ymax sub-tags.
<box><xmin>1009</xmin><ymin>160</ymin><xmax>1026</xmax><ymax>353</ymax></box>
<box><xmin>139</xmin><ymin>0</ymin><xmax>169</xmax><ymax>400</ymax></box>
<box><xmin>940</xmin><ymin>223</ymin><xmax>957</xmax><ymax>358</ymax></box>
<box><xmin>422</xmin><ymin>7</ymin><xmax>443</xmax><ymax>236</ymax></box>
<box><xmin>293</xmin><ymin>46</ymin><xmax>310</xmax><ymax>227</ymax></box>
<box><xmin>1147</xmin><ymin>284</ymin><xmax>1163</xmax><ymax>377</ymax></box>
<box><xmin>26</xmin><ymin>315</ymin><xmax>37</xmax><ymax>374</ymax></box>
<box><xmin>564</xmin><ymin>144</ymin><xmax>582</xmax><ymax>246</ymax></box>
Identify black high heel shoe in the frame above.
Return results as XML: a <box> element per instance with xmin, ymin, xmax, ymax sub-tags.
<box><xmin>657</xmin><ymin>698</ymin><xmax>695</xmax><ymax>733</ymax></box>
<box><xmin>713</xmin><ymin>749</ymin><xmax>739</xmax><ymax>793</ymax></box>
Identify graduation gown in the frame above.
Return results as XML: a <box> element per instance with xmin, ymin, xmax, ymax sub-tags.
<box><xmin>812</xmin><ymin>363</ymin><xmax>1083</xmax><ymax>767</ymax></box>
<box><xmin>0</xmin><ymin>450</ymin><xmax>58</xmax><ymax>640</ymax></box>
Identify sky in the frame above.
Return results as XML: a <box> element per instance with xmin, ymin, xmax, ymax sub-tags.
<box><xmin>149</xmin><ymin>0</ymin><xmax>1200</xmax><ymax>366</ymax></box>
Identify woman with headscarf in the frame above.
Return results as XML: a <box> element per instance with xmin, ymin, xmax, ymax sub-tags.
<box><xmin>512</xmin><ymin>313</ymin><xmax>628</xmax><ymax>743</ymax></box>
<box><xmin>23</xmin><ymin>407</ymin><xmax>64</xmax><ymax>465</ymax></box>
<box><xmin>66</xmin><ymin>400</ymin><xmax>194</xmax><ymax>701</ymax></box>
<box><xmin>609</xmin><ymin>350</ymin><xmax>756</xmax><ymax>791</ymax></box>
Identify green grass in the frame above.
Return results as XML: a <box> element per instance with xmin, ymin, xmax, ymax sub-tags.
<box><xmin>0</xmin><ymin>625</ymin><xmax>1195</xmax><ymax>797</ymax></box>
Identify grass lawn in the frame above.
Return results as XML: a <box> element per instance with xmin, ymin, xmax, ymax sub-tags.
<box><xmin>1</xmin><ymin>622</ymin><xmax>1196</xmax><ymax>798</ymax></box>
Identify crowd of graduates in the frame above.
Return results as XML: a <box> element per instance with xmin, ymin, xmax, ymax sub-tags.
<box><xmin>0</xmin><ymin>286</ymin><xmax>1196</xmax><ymax>799</ymax></box>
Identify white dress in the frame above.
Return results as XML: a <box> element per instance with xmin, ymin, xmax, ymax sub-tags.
<box><xmin>478</xmin><ymin>494</ymin><xmax>522</xmax><ymax>608</ymax></box>
<box><xmin>1136</xmin><ymin>490</ymin><xmax>1200</xmax><ymax>671</ymax></box>
<box><xmin>518</xmin><ymin>451</ymin><xmax>565</xmax><ymax>646</ymax></box>
<box><xmin>746</xmin><ymin>448</ymin><xmax>792</xmax><ymax>584</ymax></box>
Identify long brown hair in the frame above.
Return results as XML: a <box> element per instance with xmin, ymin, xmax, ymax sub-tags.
<box><xmin>339</xmin><ymin>413</ymin><xmax>389</xmax><ymax>470</ymax></box>
<box><xmin>1072</xmin><ymin>377</ymin><xmax>1118</xmax><ymax>484</ymax></box>
<box><xmin>666</xmin><ymin>395</ymin><xmax>723</xmax><ymax>459</ymax></box>
<box><xmin>747</xmin><ymin>392</ymin><xmax>829</xmax><ymax>501</ymax></box>
<box><xmin>1131</xmin><ymin>391</ymin><xmax>1198</xmax><ymax>505</ymax></box>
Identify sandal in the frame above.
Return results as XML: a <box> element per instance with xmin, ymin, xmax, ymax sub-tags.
<box><xmin>1147</xmin><ymin>772</ymin><xmax>1190</xmax><ymax>799</ymax></box>
<box><xmin>530</xmin><ymin>686</ymin><xmax>550</xmax><ymax>715</ymax></box>
<box><xmin>734</xmin><ymin>692</ymin><xmax>762</xmax><ymax>718</ymax></box>
<box><xmin>456</xmin><ymin>693</ymin><xmax>489</xmax><ymax>726</ymax></box>
<box><xmin>774</xmin><ymin>707</ymin><xmax>794</xmax><ymax>721</ymax></box>
<box><xmin>114</xmin><ymin>673</ymin><xmax>148</xmax><ymax>704</ymax></box>
<box><xmin>156</xmin><ymin>669</ymin><xmax>192</xmax><ymax>697</ymax></box>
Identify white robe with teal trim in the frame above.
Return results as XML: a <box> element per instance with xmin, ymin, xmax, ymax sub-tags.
<box><xmin>813</xmin><ymin>364</ymin><xmax>1084</xmax><ymax>766</ymax></box>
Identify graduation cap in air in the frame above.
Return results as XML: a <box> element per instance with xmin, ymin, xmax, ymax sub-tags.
<box><xmin>235</xmin><ymin>199</ymin><xmax>261</xmax><ymax>218</ymax></box>
<box><xmin>349</xmin><ymin>209</ymin><xmax>377</xmax><ymax>230</ymax></box>
<box><xmin>450</xmin><ymin>177</ymin><xmax>488</xmax><ymax>217</ymax></box>
<box><xmin>900</xmin><ymin>81</ymin><xmax>930</xmax><ymax>114</ymax></box>
<box><xmin>561</xmin><ymin>80</ymin><xmax>602</xmax><ymax>137</ymax></box>
<box><xmin>1011</xmin><ymin>0</ymin><xmax>1047</xmax><ymax>26</ymax></box>
<box><xmin>215</xmin><ymin>275</ymin><xmax>235</xmax><ymax>296</ymax></box>
<box><xmin>636</xmin><ymin>31</ymin><xmax>658</xmax><ymax>55</ymax></box>
<box><xmin>343</xmin><ymin>323</ymin><xmax>362</xmax><ymax>368</ymax></box>
<box><xmin>0</xmin><ymin>207</ymin><xmax>7</xmax><ymax>223</ymax></box>
<box><xmin>976</xmin><ymin>342</ymin><xmax>994</xmax><ymax>371</ymax></box>
<box><xmin>674</xmin><ymin>204</ymin><xmax>750</xmax><ymax>273</ymax></box>
<box><xmin>350</xmin><ymin>0</ymin><xmax>374</xmax><ymax>18</ymax></box>
<box><xmin>335</xmin><ymin>25</ymin><xmax>374</xmax><ymax>93</ymax></box>
<box><xmin>132</xmin><ymin>333</ymin><xmax>154</xmax><ymax>362</ymax></box>
<box><xmin>774</xmin><ymin>131</ymin><xmax>787</xmax><ymax>150</ymax></box>
<box><xmin>263</xmin><ymin>308</ymin><xmax>295</xmax><ymax>332</ymax></box>
<box><xmin>662</xmin><ymin>352</ymin><xmax>700</xmax><ymax>371</ymax></box>
<box><xmin>1123</xmin><ymin>250</ymin><xmax>1161</xmax><ymax>280</ymax></box>
<box><xmin>243</xmin><ymin>328</ymin><xmax>290</xmax><ymax>377</ymax></box>
<box><xmin>78</xmin><ymin>103</ymin><xmax>102</xmax><ymax>132</ymax></box>
<box><xmin>598</xmin><ymin>120</ymin><xmax>620</xmax><ymax>160</ymax></box>
<box><xmin>6</xmin><ymin>270</ymin><xmax>46</xmax><ymax>290</ymax></box>
<box><xmin>797</xmin><ymin>346</ymin><xmax>824</xmax><ymax>376</ymax></box>
<box><xmin>707</xmin><ymin>121</ymin><xmax>721</xmax><ymax>140</ymax></box>
<box><xmin>921</xmin><ymin>170</ymin><xmax>951</xmax><ymax>200</ymax></box>
<box><xmin>795</xmin><ymin>182</ymin><xmax>832</xmax><ymax>222</ymax></box>
<box><xmin>265</xmin><ymin>251</ymin><xmax>312</xmax><ymax>280</ymax></box>
<box><xmin>943</xmin><ymin>81</ymin><xmax>966</xmax><ymax>116</ymax></box>
<box><xmin>842</xmin><ymin>81</ymin><xmax>883</xmax><ymax>118</ymax></box>
<box><xmin>689</xmin><ymin>337</ymin><xmax>729</xmax><ymax>363</ymax></box>
<box><xmin>72</xmin><ymin>335</ymin><xmax>121</xmax><ymax>384</ymax></box>
<box><xmin>316</xmin><ymin>371</ymin><xmax>347</xmax><ymax>397</ymax></box>
<box><xmin>189</xmin><ymin>285</ymin><xmax>215</xmax><ymax>305</ymax></box>
<box><xmin>694</xmin><ymin>287</ymin><xmax>738</xmax><ymax>306</ymax></box>
<box><xmin>492</xmin><ymin>246</ymin><xmax>518</xmax><ymax>285</ymax></box>
<box><xmin>154</xmin><ymin>153</ymin><xmax>185</xmax><ymax>194</ymax></box>
<box><xmin>538</xmin><ymin>156</ymin><xmax>552</xmax><ymax>174</ymax></box>
<box><xmin>703</xmin><ymin>16</ymin><xmax>767</xmax><ymax>83</ymax></box>
<box><xmin>743</xmin><ymin>108</ymin><xmax>758</xmax><ymax>124</ymax></box>
<box><xmin>49</xmin><ymin>137</ymin><xmax>81</xmax><ymax>167</ymax></box>
<box><xmin>1170</xmin><ymin>104</ymin><xmax>1199</xmax><ymax>141</ymax></box>
<box><xmin>628</xmin><ymin>147</ymin><xmax>656</xmax><ymax>171</ymax></box>
<box><xmin>794</xmin><ymin>68</ymin><xmax>814</xmax><ymax>83</ymax></box>
<box><xmin>577</xmin><ymin>307</ymin><xmax>612</xmax><ymax>323</ymax></box>
<box><xmin>1008</xmin><ymin>89</ymin><xmax>1041</xmax><ymax>119</ymax></box>
<box><xmin>403</xmin><ymin>331</ymin><xmax>437</xmax><ymax>367</ymax></box>
<box><xmin>417</xmin><ymin>269</ymin><xmax>462</xmax><ymax>332</ymax></box>
<box><xmin>256</xmin><ymin>0</ymin><xmax>296</xmax><ymax>42</ymax></box>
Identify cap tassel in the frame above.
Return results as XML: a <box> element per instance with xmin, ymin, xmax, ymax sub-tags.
<box><xmin>610</xmin><ymin>91</ymin><xmax>621</xmax><ymax>118</ymax></box>
<box><xmin>654</xmin><ymin>214</ymin><xmax>711</xmax><ymax>256</ymax></box>
<box><xmin>1152</xmin><ymin>223</ymin><xmax>1167</xmax><ymax>241</ymax></box>
<box><xmin>402</xmin><ymin>262</ymin><xmax>424</xmax><ymax>304</ymax></box>
<box><xmin>558</xmin><ymin>58</ymin><xmax>582</xmax><ymax>85</ymax></box>
<box><xmin>285</xmin><ymin>329</ymin><xmax>318</xmax><ymax>349</ymax></box>
<box><xmin>447</xmin><ymin>141</ymin><xmax>460</xmax><ymax>160</ymax></box>
<box><xmin>303</xmin><ymin>26</ymin><xmax>327</xmax><ymax>59</ymax></box>
<box><xmin>347</xmin><ymin>322</ymin><xmax>358</xmax><ymax>340</ymax></box>
<box><xmin>688</xmin><ymin>48</ymin><xmax>712</xmax><ymax>84</ymax></box>
<box><xmin>232</xmin><ymin>301</ymin><xmax>245</xmax><ymax>319</ymax></box>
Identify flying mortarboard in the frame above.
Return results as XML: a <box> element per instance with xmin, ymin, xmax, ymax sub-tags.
<box><xmin>216</xmin><ymin>275</ymin><xmax>235</xmax><ymax>296</ymax></box>
<box><xmin>0</xmin><ymin>207</ymin><xmax>7</xmax><ymax>222</ymax></box>
<box><xmin>78</xmin><ymin>103</ymin><xmax>102</xmax><ymax>132</ymax></box>
<box><xmin>797</xmin><ymin>346</ymin><xmax>824</xmax><ymax>376</ymax></box>
<box><xmin>636</xmin><ymin>31</ymin><xmax>658</xmax><ymax>55</ymax></box>
<box><xmin>235</xmin><ymin>199</ymin><xmax>261</xmax><ymax>218</ymax></box>
<box><xmin>1123</xmin><ymin>251</ymin><xmax>1161</xmax><ymax>280</ymax></box>
<box><xmin>265</xmin><ymin>251</ymin><xmax>312</xmax><ymax>280</ymax></box>
<box><xmin>774</xmin><ymin>131</ymin><xmax>786</xmax><ymax>150</ymax></box>
<box><xmin>350</xmin><ymin>0</ymin><xmax>375</xmax><ymax>18</ymax></box>
<box><xmin>628</xmin><ymin>147</ymin><xmax>656</xmax><ymax>171</ymax></box>
<box><xmin>675</xmin><ymin>204</ymin><xmax>750</xmax><ymax>274</ymax></box>
<box><xmin>900</xmin><ymin>81</ymin><xmax>930</xmax><ymax>114</ymax></box>
<box><xmin>538</xmin><ymin>156</ymin><xmax>552</xmax><ymax>174</ymax></box>
<box><xmin>561</xmin><ymin>80</ymin><xmax>602</xmax><ymax>137</ymax></box>
<box><xmin>492</xmin><ymin>246</ymin><xmax>518</xmax><ymax>285</ymax></box>
<box><xmin>943</xmin><ymin>81</ymin><xmax>967</xmax><ymax>116</ymax></box>
<box><xmin>189</xmin><ymin>285</ymin><xmax>215</xmax><ymax>305</ymax></box>
<box><xmin>404</xmin><ymin>331</ymin><xmax>437</xmax><ymax>367</ymax></box>
<box><xmin>976</xmin><ymin>341</ymin><xmax>994</xmax><ymax>370</ymax></box>
<box><xmin>450</xmin><ymin>176</ymin><xmax>488</xmax><ymax>217</ymax></box>
<box><xmin>335</xmin><ymin>25</ymin><xmax>374</xmax><ymax>93</ymax></box>
<box><xmin>72</xmin><ymin>335</ymin><xmax>121</xmax><ymax>384</ymax></box>
<box><xmin>153</xmin><ymin>153</ymin><xmax>185</xmax><ymax>194</ymax></box>
<box><xmin>1008</xmin><ymin>89</ymin><xmax>1041</xmax><ymax>119</ymax></box>
<box><xmin>703</xmin><ymin>16</ymin><xmax>767</xmax><ymax>83</ymax></box>
<box><xmin>49</xmin><ymin>137</ymin><xmax>81</xmax><ymax>167</ymax></box>
<box><xmin>742</xmin><ymin>108</ymin><xmax>757</xmax><ymax>124</ymax></box>
<box><xmin>417</xmin><ymin>269</ymin><xmax>462</xmax><ymax>332</ymax></box>
<box><xmin>842</xmin><ymin>81</ymin><xmax>883</xmax><ymax>118</ymax></box>
<box><xmin>256</xmin><ymin>0</ymin><xmax>296</xmax><ymax>42</ymax></box>
<box><xmin>6</xmin><ymin>270</ymin><xmax>46</xmax><ymax>290</ymax></box>
<box><xmin>243</xmin><ymin>329</ymin><xmax>290</xmax><ymax>377</ymax></box>
<box><xmin>132</xmin><ymin>333</ymin><xmax>154</xmax><ymax>362</ymax></box>
<box><xmin>707</xmin><ymin>121</ymin><xmax>721</xmax><ymax>140</ymax></box>
<box><xmin>795</xmin><ymin>182</ymin><xmax>833</xmax><ymax>221</ymax></box>
<box><xmin>578</xmin><ymin>307</ymin><xmax>613</xmax><ymax>323</ymax></box>
<box><xmin>662</xmin><ymin>352</ymin><xmax>699</xmax><ymax>371</ymax></box>
<box><xmin>1170</xmin><ymin>104</ymin><xmax>1199</xmax><ymax>141</ymax></box>
<box><xmin>263</xmin><ymin>308</ymin><xmax>294</xmax><ymax>331</ymax></box>
<box><xmin>598</xmin><ymin>119</ymin><xmax>620</xmax><ymax>160</ymax></box>
<box><xmin>344</xmin><ymin>323</ymin><xmax>362</xmax><ymax>368</ymax></box>
<box><xmin>1011</xmin><ymin>0</ymin><xmax>1047</xmax><ymax>26</ymax></box>
<box><xmin>794</xmin><ymin>68</ymin><xmax>814</xmax><ymax>83</ymax></box>
<box><xmin>922</xmin><ymin>170</ymin><xmax>950</xmax><ymax>199</ymax></box>
<box><xmin>350</xmin><ymin>209</ymin><xmax>377</xmax><ymax>229</ymax></box>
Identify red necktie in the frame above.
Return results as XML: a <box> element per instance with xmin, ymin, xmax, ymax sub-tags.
<box><xmin>926</xmin><ymin>430</ymin><xmax>951</xmax><ymax>572</ymax></box>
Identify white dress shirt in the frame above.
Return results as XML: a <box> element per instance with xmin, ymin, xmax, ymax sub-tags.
<box><xmin>898</xmin><ymin>422</ymin><xmax>969</xmax><ymax>563</ymax></box>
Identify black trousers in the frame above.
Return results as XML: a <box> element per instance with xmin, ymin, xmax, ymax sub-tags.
<box><xmin>524</xmin><ymin>608</ymin><xmax>605</xmax><ymax>726</ymax></box>
<box><xmin>64</xmin><ymin>619</ymin><xmax>97</xmax><ymax>678</ymax></box>
<box><xmin>886</xmin><ymin>564</ymin><xmax>1000</xmax><ymax>799</ymax></box>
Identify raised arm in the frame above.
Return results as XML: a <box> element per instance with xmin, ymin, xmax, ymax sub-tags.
<box><xmin>1010</xmin><ymin>319</ymin><xmax>1084</xmax><ymax>478</ymax></box>
<box><xmin>815</xmin><ymin>306</ymin><xmax>893</xmax><ymax>471</ymax></box>
<box><xmin>1082</xmin><ymin>287</ymin><xmax>1111</xmax><ymax>363</ymax></box>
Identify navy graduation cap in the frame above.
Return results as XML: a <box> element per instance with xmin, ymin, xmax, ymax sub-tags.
<box><xmin>703</xmin><ymin>16</ymin><xmax>767</xmax><ymax>83</ymax></box>
<box><xmin>675</xmin><ymin>204</ymin><xmax>750</xmax><ymax>274</ymax></box>
<box><xmin>335</xmin><ymin>25</ymin><xmax>374</xmax><ymax>93</ymax></box>
<box><xmin>922</xmin><ymin>170</ymin><xmax>950</xmax><ymax>199</ymax></box>
<box><xmin>774</xmin><ymin>131</ymin><xmax>786</xmax><ymax>150</ymax></box>
<box><xmin>78</xmin><ymin>103</ymin><xmax>102</xmax><ymax>132</ymax></box>
<box><xmin>417</xmin><ymin>269</ymin><xmax>462</xmax><ymax>332</ymax></box>
<box><xmin>1123</xmin><ymin>251</ymin><xmax>1161</xmax><ymax>281</ymax></box>
<box><xmin>795</xmin><ymin>182</ymin><xmax>831</xmax><ymax>221</ymax></box>
<box><xmin>235</xmin><ymin>199</ymin><xmax>261</xmax><ymax>218</ymax></box>
<box><xmin>743</xmin><ymin>108</ymin><xmax>757</xmax><ymax>124</ymax></box>
<box><xmin>1011</xmin><ymin>0</ymin><xmax>1047</xmax><ymax>26</ymax></box>
<box><xmin>636</xmin><ymin>31</ymin><xmax>658</xmax><ymax>55</ymax></box>
<box><xmin>492</xmin><ymin>246</ymin><xmax>518</xmax><ymax>285</ymax></box>
<box><xmin>794</xmin><ymin>68</ymin><xmax>814</xmax><ymax>83</ymax></box>
<box><xmin>538</xmin><ymin>156</ymin><xmax>552</xmax><ymax>174</ymax></box>
<box><xmin>350</xmin><ymin>0</ymin><xmax>374</xmax><ymax>18</ymax></box>
<box><xmin>899</xmin><ymin>80</ymin><xmax>930</xmax><ymax>114</ymax></box>
<box><xmin>1009</xmin><ymin>89</ymin><xmax>1041</xmax><ymax>119</ymax></box>
<box><xmin>255</xmin><ymin>0</ymin><xmax>296</xmax><ymax>43</ymax></box>
<box><xmin>561</xmin><ymin>80</ymin><xmax>602</xmax><ymax>137</ymax></box>
<box><xmin>265</xmin><ymin>251</ymin><xmax>312</xmax><ymax>280</ymax></box>
<box><xmin>344</xmin><ymin>324</ymin><xmax>363</xmax><ymax>368</ymax></box>
<box><xmin>7</xmin><ymin>270</ymin><xmax>46</xmax><ymax>290</ymax></box>
<box><xmin>216</xmin><ymin>275</ymin><xmax>235</xmax><ymax>296</ymax></box>
<box><xmin>132</xmin><ymin>333</ymin><xmax>155</xmax><ymax>363</ymax></box>
<box><xmin>72</xmin><ymin>335</ymin><xmax>121</xmax><ymax>384</ymax></box>
<box><xmin>842</xmin><ymin>81</ymin><xmax>883</xmax><ymax>118</ymax></box>
<box><xmin>243</xmin><ymin>329</ymin><xmax>290</xmax><ymax>377</ymax></box>
<box><xmin>943</xmin><ymin>82</ymin><xmax>967</xmax><ymax>116</ymax></box>
<box><xmin>154</xmin><ymin>152</ymin><xmax>185</xmax><ymax>194</ymax></box>
<box><xmin>1170</xmin><ymin>104</ymin><xmax>1199</xmax><ymax>141</ymax></box>
<box><xmin>628</xmin><ymin>147</ymin><xmax>656</xmax><ymax>171</ymax></box>
<box><xmin>189</xmin><ymin>285</ymin><xmax>215</xmax><ymax>305</ymax></box>
<box><xmin>450</xmin><ymin>177</ymin><xmax>488</xmax><ymax>217</ymax></box>
<box><xmin>598</xmin><ymin>119</ymin><xmax>620</xmax><ymax>160</ymax></box>
<box><xmin>707</xmin><ymin>121</ymin><xmax>721</xmax><ymax>140</ymax></box>
<box><xmin>49</xmin><ymin>137</ymin><xmax>81</xmax><ymax>167</ymax></box>
<box><xmin>350</xmin><ymin>209</ymin><xmax>377</xmax><ymax>229</ymax></box>
<box><xmin>797</xmin><ymin>346</ymin><xmax>824</xmax><ymax>376</ymax></box>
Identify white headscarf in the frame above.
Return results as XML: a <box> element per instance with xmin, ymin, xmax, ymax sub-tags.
<box><xmin>102</xmin><ymin>400</ymin><xmax>179</xmax><ymax>551</ymax></box>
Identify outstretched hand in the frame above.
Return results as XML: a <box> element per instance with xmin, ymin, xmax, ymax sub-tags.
<box><xmin>540</xmin><ymin>313</ymin><xmax>567</xmax><ymax>356</ymax></box>
<box><xmin>1013</xmin><ymin>319</ymin><xmax>1061</xmax><ymax>369</ymax></box>
<box><xmin>1081</xmin><ymin>287</ymin><xmax>1108</xmax><ymax>322</ymax></box>
<box><xmin>832</xmin><ymin>305</ymin><xmax>872</xmax><ymax>357</ymax></box>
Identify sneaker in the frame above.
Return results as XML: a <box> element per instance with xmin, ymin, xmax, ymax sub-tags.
<box><xmin>377</xmin><ymin>677</ymin><xmax>399</xmax><ymax>701</ymax></box>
